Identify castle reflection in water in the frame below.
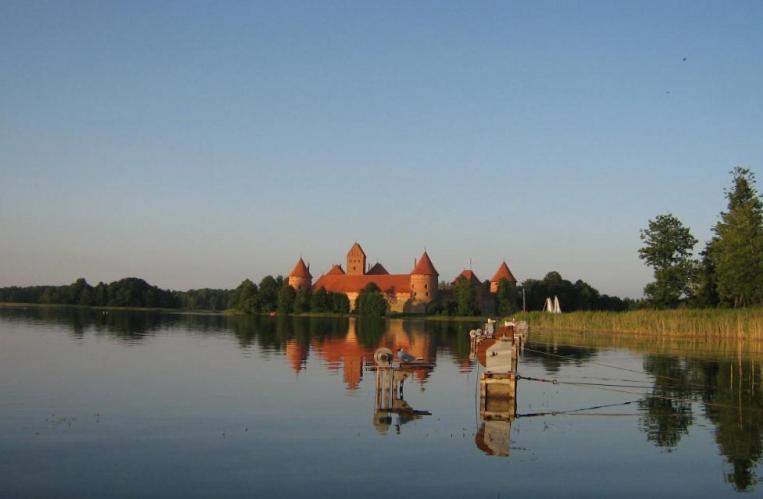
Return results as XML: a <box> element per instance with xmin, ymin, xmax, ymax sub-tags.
<box><xmin>285</xmin><ymin>318</ymin><xmax>439</xmax><ymax>390</ymax></box>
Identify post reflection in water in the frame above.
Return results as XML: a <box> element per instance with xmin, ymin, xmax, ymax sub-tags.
<box><xmin>471</xmin><ymin>322</ymin><xmax>523</xmax><ymax>457</ymax></box>
<box><xmin>372</xmin><ymin>348</ymin><xmax>432</xmax><ymax>434</ymax></box>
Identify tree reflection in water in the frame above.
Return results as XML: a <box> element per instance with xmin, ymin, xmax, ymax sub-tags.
<box><xmin>636</xmin><ymin>354</ymin><xmax>762</xmax><ymax>491</ymax></box>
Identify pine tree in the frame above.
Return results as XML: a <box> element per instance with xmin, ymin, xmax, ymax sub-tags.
<box><xmin>712</xmin><ymin>168</ymin><xmax>763</xmax><ymax>307</ymax></box>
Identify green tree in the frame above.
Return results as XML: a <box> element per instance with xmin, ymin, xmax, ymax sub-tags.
<box><xmin>311</xmin><ymin>287</ymin><xmax>329</xmax><ymax>312</ymax></box>
<box><xmin>230</xmin><ymin>279</ymin><xmax>259</xmax><ymax>313</ymax></box>
<box><xmin>329</xmin><ymin>292</ymin><xmax>350</xmax><ymax>314</ymax></box>
<box><xmin>258</xmin><ymin>276</ymin><xmax>279</xmax><ymax>312</ymax></box>
<box><xmin>294</xmin><ymin>287</ymin><xmax>312</xmax><ymax>314</ymax></box>
<box><xmin>453</xmin><ymin>276</ymin><xmax>479</xmax><ymax>316</ymax></box>
<box><xmin>639</xmin><ymin>213</ymin><xmax>698</xmax><ymax>308</ymax></box>
<box><xmin>356</xmin><ymin>283</ymin><xmax>387</xmax><ymax>316</ymax></box>
<box><xmin>693</xmin><ymin>240</ymin><xmax>720</xmax><ymax>308</ymax></box>
<box><xmin>495</xmin><ymin>279</ymin><xmax>518</xmax><ymax>315</ymax></box>
<box><xmin>712</xmin><ymin>168</ymin><xmax>763</xmax><ymax>307</ymax></box>
<box><xmin>276</xmin><ymin>285</ymin><xmax>296</xmax><ymax>314</ymax></box>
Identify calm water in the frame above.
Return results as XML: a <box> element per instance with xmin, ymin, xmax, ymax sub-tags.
<box><xmin>1</xmin><ymin>307</ymin><xmax>761</xmax><ymax>498</ymax></box>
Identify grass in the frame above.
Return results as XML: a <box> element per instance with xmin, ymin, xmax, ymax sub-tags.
<box><xmin>510</xmin><ymin>308</ymin><xmax>763</xmax><ymax>342</ymax></box>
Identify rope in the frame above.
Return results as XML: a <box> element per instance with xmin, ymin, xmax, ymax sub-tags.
<box><xmin>517</xmin><ymin>370</ymin><xmax>763</xmax><ymax>413</ymax></box>
<box><xmin>517</xmin><ymin>399</ymin><xmax>640</xmax><ymax>418</ymax></box>
<box><xmin>517</xmin><ymin>374</ymin><xmax>655</xmax><ymax>390</ymax></box>
<box><xmin>523</xmin><ymin>345</ymin><xmax>711</xmax><ymax>390</ymax></box>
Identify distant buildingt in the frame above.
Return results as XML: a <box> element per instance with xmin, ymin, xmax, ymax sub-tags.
<box><xmin>288</xmin><ymin>242</ymin><xmax>516</xmax><ymax>314</ymax></box>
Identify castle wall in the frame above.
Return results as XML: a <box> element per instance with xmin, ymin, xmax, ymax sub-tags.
<box><xmin>345</xmin><ymin>291</ymin><xmax>413</xmax><ymax>313</ymax></box>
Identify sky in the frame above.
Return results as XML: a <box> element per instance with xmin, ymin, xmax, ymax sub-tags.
<box><xmin>1</xmin><ymin>1</ymin><xmax>762</xmax><ymax>298</ymax></box>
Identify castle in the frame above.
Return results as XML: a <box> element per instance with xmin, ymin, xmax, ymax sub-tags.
<box><xmin>288</xmin><ymin>243</ymin><xmax>517</xmax><ymax>314</ymax></box>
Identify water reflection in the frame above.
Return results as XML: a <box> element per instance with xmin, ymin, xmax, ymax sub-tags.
<box><xmin>471</xmin><ymin>324</ymin><xmax>521</xmax><ymax>457</ymax></box>
<box><xmin>2</xmin><ymin>306</ymin><xmax>763</xmax><ymax>492</ymax></box>
<box><xmin>639</xmin><ymin>353</ymin><xmax>763</xmax><ymax>491</ymax></box>
<box><xmin>371</xmin><ymin>348</ymin><xmax>432</xmax><ymax>434</ymax></box>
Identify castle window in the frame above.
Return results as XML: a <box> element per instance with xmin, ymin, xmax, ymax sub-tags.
<box><xmin>425</xmin><ymin>292</ymin><xmax>429</xmax><ymax>297</ymax></box>
<box><xmin>424</xmin><ymin>283</ymin><xmax>428</xmax><ymax>289</ymax></box>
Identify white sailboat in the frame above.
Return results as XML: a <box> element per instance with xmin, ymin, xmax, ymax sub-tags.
<box><xmin>544</xmin><ymin>296</ymin><xmax>562</xmax><ymax>314</ymax></box>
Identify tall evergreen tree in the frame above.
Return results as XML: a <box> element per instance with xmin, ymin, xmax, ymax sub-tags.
<box><xmin>712</xmin><ymin>167</ymin><xmax>763</xmax><ymax>307</ymax></box>
<box><xmin>693</xmin><ymin>240</ymin><xmax>720</xmax><ymax>308</ymax></box>
<box><xmin>639</xmin><ymin>213</ymin><xmax>697</xmax><ymax>307</ymax></box>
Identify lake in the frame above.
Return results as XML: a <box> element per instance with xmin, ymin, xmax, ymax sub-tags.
<box><xmin>1</xmin><ymin>306</ymin><xmax>761</xmax><ymax>498</ymax></box>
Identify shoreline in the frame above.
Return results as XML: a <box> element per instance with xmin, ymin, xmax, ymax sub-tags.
<box><xmin>4</xmin><ymin>303</ymin><xmax>763</xmax><ymax>341</ymax></box>
<box><xmin>0</xmin><ymin>302</ymin><xmax>487</xmax><ymax>321</ymax></box>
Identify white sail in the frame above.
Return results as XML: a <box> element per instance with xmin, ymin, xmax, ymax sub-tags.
<box><xmin>553</xmin><ymin>296</ymin><xmax>562</xmax><ymax>314</ymax></box>
<box><xmin>544</xmin><ymin>297</ymin><xmax>553</xmax><ymax>313</ymax></box>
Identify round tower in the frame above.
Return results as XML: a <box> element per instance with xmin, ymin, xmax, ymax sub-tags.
<box><xmin>288</xmin><ymin>257</ymin><xmax>313</xmax><ymax>291</ymax></box>
<box><xmin>489</xmin><ymin>261</ymin><xmax>517</xmax><ymax>293</ymax></box>
<box><xmin>410</xmin><ymin>251</ymin><xmax>439</xmax><ymax>304</ymax></box>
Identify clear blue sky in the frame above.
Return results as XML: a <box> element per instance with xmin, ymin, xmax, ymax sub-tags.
<box><xmin>1</xmin><ymin>1</ymin><xmax>762</xmax><ymax>298</ymax></box>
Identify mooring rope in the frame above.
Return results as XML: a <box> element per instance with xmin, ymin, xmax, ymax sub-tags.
<box><xmin>517</xmin><ymin>399</ymin><xmax>641</xmax><ymax>418</ymax></box>
<box><xmin>517</xmin><ymin>370</ymin><xmax>763</xmax><ymax>413</ymax></box>
<box><xmin>523</xmin><ymin>345</ymin><xmax>710</xmax><ymax>390</ymax></box>
<box><xmin>516</xmin><ymin>374</ymin><xmax>655</xmax><ymax>390</ymax></box>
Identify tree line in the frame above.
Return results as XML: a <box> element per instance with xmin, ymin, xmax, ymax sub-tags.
<box><xmin>639</xmin><ymin>167</ymin><xmax>763</xmax><ymax>308</ymax></box>
<box><xmin>227</xmin><ymin>277</ymin><xmax>351</xmax><ymax>315</ymax></box>
<box><xmin>0</xmin><ymin>275</ymin><xmax>355</xmax><ymax>315</ymax></box>
<box><xmin>426</xmin><ymin>272</ymin><xmax>629</xmax><ymax>317</ymax></box>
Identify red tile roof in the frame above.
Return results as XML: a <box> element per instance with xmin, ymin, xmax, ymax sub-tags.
<box><xmin>411</xmin><ymin>251</ymin><xmax>438</xmax><ymax>276</ymax></box>
<box><xmin>366</xmin><ymin>262</ymin><xmax>389</xmax><ymax>275</ymax></box>
<box><xmin>327</xmin><ymin>264</ymin><xmax>345</xmax><ymax>275</ymax></box>
<box><xmin>289</xmin><ymin>258</ymin><xmax>312</xmax><ymax>279</ymax></box>
<box><xmin>491</xmin><ymin>261</ymin><xmax>516</xmax><ymax>283</ymax></box>
<box><xmin>313</xmin><ymin>274</ymin><xmax>411</xmax><ymax>294</ymax></box>
<box><xmin>456</xmin><ymin>269</ymin><xmax>482</xmax><ymax>285</ymax></box>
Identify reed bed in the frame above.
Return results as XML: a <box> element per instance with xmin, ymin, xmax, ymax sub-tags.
<box><xmin>513</xmin><ymin>308</ymin><xmax>763</xmax><ymax>342</ymax></box>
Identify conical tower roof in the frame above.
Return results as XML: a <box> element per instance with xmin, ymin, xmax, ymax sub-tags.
<box><xmin>289</xmin><ymin>257</ymin><xmax>312</xmax><ymax>279</ymax></box>
<box><xmin>326</xmin><ymin>264</ymin><xmax>345</xmax><ymax>275</ymax></box>
<box><xmin>456</xmin><ymin>269</ymin><xmax>481</xmax><ymax>285</ymax></box>
<box><xmin>411</xmin><ymin>251</ymin><xmax>438</xmax><ymax>276</ymax></box>
<box><xmin>490</xmin><ymin>261</ymin><xmax>516</xmax><ymax>283</ymax></box>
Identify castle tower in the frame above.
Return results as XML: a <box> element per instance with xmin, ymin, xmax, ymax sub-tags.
<box><xmin>489</xmin><ymin>261</ymin><xmax>517</xmax><ymax>293</ymax></box>
<box><xmin>410</xmin><ymin>251</ymin><xmax>439</xmax><ymax>304</ymax></box>
<box><xmin>346</xmin><ymin>242</ymin><xmax>366</xmax><ymax>276</ymax></box>
<box><xmin>288</xmin><ymin>257</ymin><xmax>313</xmax><ymax>291</ymax></box>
